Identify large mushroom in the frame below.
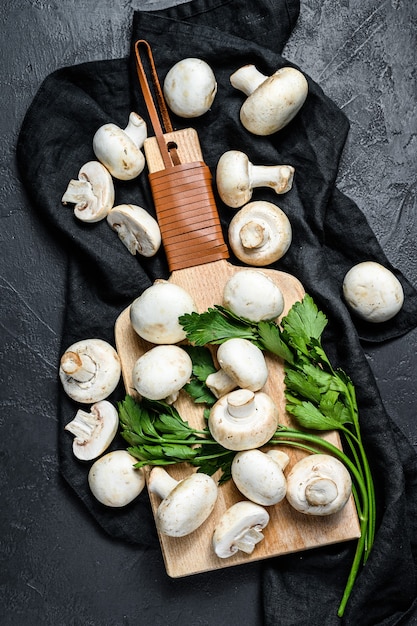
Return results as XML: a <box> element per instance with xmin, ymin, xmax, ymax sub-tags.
<box><xmin>230</xmin><ymin>64</ymin><xmax>308</xmax><ymax>135</ymax></box>
<box><xmin>208</xmin><ymin>389</ymin><xmax>279</xmax><ymax>451</ymax></box>
<box><xmin>107</xmin><ymin>204</ymin><xmax>161</xmax><ymax>257</ymax></box>
<box><xmin>59</xmin><ymin>338</ymin><xmax>121</xmax><ymax>404</ymax></box>
<box><xmin>212</xmin><ymin>500</ymin><xmax>270</xmax><ymax>558</ymax></box>
<box><xmin>64</xmin><ymin>400</ymin><xmax>119</xmax><ymax>461</ymax></box>
<box><xmin>88</xmin><ymin>450</ymin><xmax>145</xmax><ymax>507</ymax></box>
<box><xmin>148</xmin><ymin>467</ymin><xmax>218</xmax><ymax>537</ymax></box>
<box><xmin>216</xmin><ymin>150</ymin><xmax>294</xmax><ymax>208</ymax></box>
<box><xmin>286</xmin><ymin>454</ymin><xmax>352</xmax><ymax>516</ymax></box>
<box><xmin>231</xmin><ymin>449</ymin><xmax>289</xmax><ymax>506</ymax></box>
<box><xmin>61</xmin><ymin>160</ymin><xmax>114</xmax><ymax>223</ymax></box>
<box><xmin>222</xmin><ymin>269</ymin><xmax>285</xmax><ymax>322</ymax></box>
<box><xmin>163</xmin><ymin>58</ymin><xmax>217</xmax><ymax>118</ymax></box>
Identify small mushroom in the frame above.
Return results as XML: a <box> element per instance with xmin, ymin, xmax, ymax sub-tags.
<box><xmin>163</xmin><ymin>58</ymin><xmax>217</xmax><ymax>118</ymax></box>
<box><xmin>212</xmin><ymin>500</ymin><xmax>270</xmax><ymax>558</ymax></box>
<box><xmin>228</xmin><ymin>200</ymin><xmax>292</xmax><ymax>266</ymax></box>
<box><xmin>107</xmin><ymin>204</ymin><xmax>161</xmax><ymax>257</ymax></box>
<box><xmin>132</xmin><ymin>344</ymin><xmax>193</xmax><ymax>403</ymax></box>
<box><xmin>216</xmin><ymin>150</ymin><xmax>294</xmax><ymax>208</ymax></box>
<box><xmin>230</xmin><ymin>64</ymin><xmax>308</xmax><ymax>135</ymax></box>
<box><xmin>130</xmin><ymin>280</ymin><xmax>197</xmax><ymax>344</ymax></box>
<box><xmin>208</xmin><ymin>388</ymin><xmax>279</xmax><ymax>451</ymax></box>
<box><xmin>88</xmin><ymin>450</ymin><xmax>145</xmax><ymax>507</ymax></box>
<box><xmin>209</xmin><ymin>337</ymin><xmax>269</xmax><ymax>396</ymax></box>
<box><xmin>223</xmin><ymin>269</ymin><xmax>285</xmax><ymax>322</ymax></box>
<box><xmin>59</xmin><ymin>338</ymin><xmax>121</xmax><ymax>404</ymax></box>
<box><xmin>231</xmin><ymin>449</ymin><xmax>289</xmax><ymax>506</ymax></box>
<box><xmin>93</xmin><ymin>112</ymin><xmax>147</xmax><ymax>180</ymax></box>
<box><xmin>286</xmin><ymin>454</ymin><xmax>352</xmax><ymax>516</ymax></box>
<box><xmin>64</xmin><ymin>400</ymin><xmax>119</xmax><ymax>461</ymax></box>
<box><xmin>61</xmin><ymin>160</ymin><xmax>114</xmax><ymax>222</ymax></box>
<box><xmin>342</xmin><ymin>261</ymin><xmax>404</xmax><ymax>323</ymax></box>
<box><xmin>148</xmin><ymin>467</ymin><xmax>218</xmax><ymax>537</ymax></box>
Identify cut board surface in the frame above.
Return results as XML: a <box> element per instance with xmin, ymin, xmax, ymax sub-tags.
<box><xmin>114</xmin><ymin>262</ymin><xmax>361</xmax><ymax>577</ymax></box>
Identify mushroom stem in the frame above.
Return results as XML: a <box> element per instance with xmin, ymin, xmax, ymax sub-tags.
<box><xmin>64</xmin><ymin>409</ymin><xmax>98</xmax><ymax>440</ymax></box>
<box><xmin>305</xmin><ymin>478</ymin><xmax>338</xmax><ymax>506</ymax></box>
<box><xmin>239</xmin><ymin>220</ymin><xmax>269</xmax><ymax>250</ymax></box>
<box><xmin>230</xmin><ymin>65</ymin><xmax>267</xmax><ymax>96</ymax></box>
<box><xmin>62</xmin><ymin>179</ymin><xmax>95</xmax><ymax>207</ymax></box>
<box><xmin>227</xmin><ymin>389</ymin><xmax>256</xmax><ymax>419</ymax></box>
<box><xmin>266</xmin><ymin>449</ymin><xmax>290</xmax><ymax>471</ymax></box>
<box><xmin>124</xmin><ymin>112</ymin><xmax>147</xmax><ymax>147</ymax></box>
<box><xmin>205</xmin><ymin>369</ymin><xmax>237</xmax><ymax>398</ymax></box>
<box><xmin>148</xmin><ymin>467</ymin><xmax>179</xmax><ymax>500</ymax></box>
<box><xmin>249</xmin><ymin>163</ymin><xmax>294</xmax><ymax>195</ymax></box>
<box><xmin>234</xmin><ymin>526</ymin><xmax>265</xmax><ymax>554</ymax></box>
<box><xmin>60</xmin><ymin>351</ymin><xmax>96</xmax><ymax>383</ymax></box>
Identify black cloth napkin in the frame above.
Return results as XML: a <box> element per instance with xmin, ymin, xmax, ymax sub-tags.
<box><xmin>16</xmin><ymin>0</ymin><xmax>417</xmax><ymax>623</ymax></box>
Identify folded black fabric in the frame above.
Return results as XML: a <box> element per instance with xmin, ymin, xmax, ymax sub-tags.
<box><xmin>16</xmin><ymin>0</ymin><xmax>417</xmax><ymax>623</ymax></box>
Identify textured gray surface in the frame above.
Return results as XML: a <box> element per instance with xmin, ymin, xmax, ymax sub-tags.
<box><xmin>1</xmin><ymin>1</ymin><xmax>416</xmax><ymax>624</ymax></box>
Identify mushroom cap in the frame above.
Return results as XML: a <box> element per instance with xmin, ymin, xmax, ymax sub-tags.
<box><xmin>152</xmin><ymin>471</ymin><xmax>218</xmax><ymax>537</ymax></box>
<box><xmin>231</xmin><ymin>449</ymin><xmax>288</xmax><ymax>505</ymax></box>
<box><xmin>61</xmin><ymin>160</ymin><xmax>114</xmax><ymax>223</ymax></box>
<box><xmin>132</xmin><ymin>344</ymin><xmax>193</xmax><ymax>401</ymax></box>
<box><xmin>342</xmin><ymin>261</ymin><xmax>404</xmax><ymax>323</ymax></box>
<box><xmin>163</xmin><ymin>57</ymin><xmax>217</xmax><ymax>118</ymax></box>
<box><xmin>130</xmin><ymin>281</ymin><xmax>197</xmax><ymax>344</ymax></box>
<box><xmin>88</xmin><ymin>450</ymin><xmax>145</xmax><ymax>507</ymax></box>
<box><xmin>286</xmin><ymin>454</ymin><xmax>352</xmax><ymax>516</ymax></box>
<box><xmin>93</xmin><ymin>113</ymin><xmax>146</xmax><ymax>180</ymax></box>
<box><xmin>107</xmin><ymin>204</ymin><xmax>161</xmax><ymax>257</ymax></box>
<box><xmin>228</xmin><ymin>200</ymin><xmax>292</xmax><ymax>266</ymax></box>
<box><xmin>222</xmin><ymin>269</ymin><xmax>284</xmax><ymax>322</ymax></box>
<box><xmin>216</xmin><ymin>338</ymin><xmax>268</xmax><ymax>391</ymax></box>
<box><xmin>64</xmin><ymin>400</ymin><xmax>119</xmax><ymax>461</ymax></box>
<box><xmin>209</xmin><ymin>389</ymin><xmax>279</xmax><ymax>451</ymax></box>
<box><xmin>213</xmin><ymin>500</ymin><xmax>270</xmax><ymax>558</ymax></box>
<box><xmin>59</xmin><ymin>338</ymin><xmax>121</xmax><ymax>404</ymax></box>
<box><xmin>216</xmin><ymin>150</ymin><xmax>252</xmax><ymax>208</ymax></box>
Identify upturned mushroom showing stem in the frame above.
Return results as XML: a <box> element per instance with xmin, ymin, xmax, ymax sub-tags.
<box><xmin>64</xmin><ymin>400</ymin><xmax>119</xmax><ymax>461</ymax></box>
<box><xmin>216</xmin><ymin>150</ymin><xmax>294</xmax><ymax>208</ymax></box>
<box><xmin>62</xmin><ymin>160</ymin><xmax>114</xmax><ymax>222</ymax></box>
<box><xmin>212</xmin><ymin>500</ymin><xmax>270</xmax><ymax>558</ymax></box>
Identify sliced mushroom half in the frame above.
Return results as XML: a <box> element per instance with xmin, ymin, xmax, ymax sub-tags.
<box><xmin>107</xmin><ymin>204</ymin><xmax>161</xmax><ymax>257</ymax></box>
<box><xmin>62</xmin><ymin>160</ymin><xmax>114</xmax><ymax>223</ymax></box>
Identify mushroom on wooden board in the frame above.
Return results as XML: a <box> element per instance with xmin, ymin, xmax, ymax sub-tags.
<box><xmin>286</xmin><ymin>454</ymin><xmax>352</xmax><ymax>516</ymax></box>
<box><xmin>88</xmin><ymin>450</ymin><xmax>145</xmax><ymax>507</ymax></box>
<box><xmin>231</xmin><ymin>449</ymin><xmax>289</xmax><ymax>506</ymax></box>
<box><xmin>107</xmin><ymin>204</ymin><xmax>161</xmax><ymax>257</ymax></box>
<box><xmin>163</xmin><ymin>58</ymin><xmax>217</xmax><ymax>118</ymax></box>
<box><xmin>64</xmin><ymin>400</ymin><xmax>119</xmax><ymax>461</ymax></box>
<box><xmin>208</xmin><ymin>389</ymin><xmax>279</xmax><ymax>451</ymax></box>
<box><xmin>230</xmin><ymin>64</ymin><xmax>308</xmax><ymax>135</ymax></box>
<box><xmin>228</xmin><ymin>200</ymin><xmax>292</xmax><ymax>266</ymax></box>
<box><xmin>148</xmin><ymin>467</ymin><xmax>218</xmax><ymax>537</ymax></box>
<box><xmin>61</xmin><ymin>160</ymin><xmax>114</xmax><ymax>223</ymax></box>
<box><xmin>216</xmin><ymin>150</ymin><xmax>294</xmax><ymax>208</ymax></box>
<box><xmin>93</xmin><ymin>112</ymin><xmax>147</xmax><ymax>180</ymax></box>
<box><xmin>213</xmin><ymin>500</ymin><xmax>270</xmax><ymax>558</ymax></box>
<box><xmin>222</xmin><ymin>269</ymin><xmax>285</xmax><ymax>322</ymax></box>
<box><xmin>59</xmin><ymin>338</ymin><xmax>121</xmax><ymax>404</ymax></box>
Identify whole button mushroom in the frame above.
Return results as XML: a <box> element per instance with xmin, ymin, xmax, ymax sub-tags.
<box><xmin>88</xmin><ymin>450</ymin><xmax>145</xmax><ymax>507</ymax></box>
<box><xmin>228</xmin><ymin>200</ymin><xmax>292</xmax><ymax>266</ymax></box>
<box><xmin>230</xmin><ymin>64</ymin><xmax>308</xmax><ymax>135</ymax></box>
<box><xmin>286</xmin><ymin>454</ymin><xmax>352</xmax><ymax>516</ymax></box>
<box><xmin>132</xmin><ymin>344</ymin><xmax>193</xmax><ymax>404</ymax></box>
<box><xmin>342</xmin><ymin>261</ymin><xmax>404</xmax><ymax>323</ymax></box>
<box><xmin>163</xmin><ymin>58</ymin><xmax>217</xmax><ymax>118</ymax></box>
<box><xmin>148</xmin><ymin>467</ymin><xmax>218</xmax><ymax>537</ymax></box>
<box><xmin>216</xmin><ymin>150</ymin><xmax>294</xmax><ymax>209</ymax></box>
<box><xmin>213</xmin><ymin>500</ymin><xmax>270</xmax><ymax>558</ymax></box>
<box><xmin>222</xmin><ymin>269</ymin><xmax>285</xmax><ymax>322</ymax></box>
<box><xmin>130</xmin><ymin>280</ymin><xmax>197</xmax><ymax>344</ymax></box>
<box><xmin>93</xmin><ymin>112</ymin><xmax>147</xmax><ymax>180</ymax></box>
<box><xmin>208</xmin><ymin>388</ymin><xmax>279</xmax><ymax>451</ymax></box>
<box><xmin>107</xmin><ymin>204</ymin><xmax>161</xmax><ymax>257</ymax></box>
<box><xmin>59</xmin><ymin>338</ymin><xmax>121</xmax><ymax>404</ymax></box>
<box><xmin>64</xmin><ymin>400</ymin><xmax>119</xmax><ymax>461</ymax></box>
<box><xmin>231</xmin><ymin>449</ymin><xmax>289</xmax><ymax>506</ymax></box>
<box><xmin>61</xmin><ymin>160</ymin><xmax>114</xmax><ymax>223</ymax></box>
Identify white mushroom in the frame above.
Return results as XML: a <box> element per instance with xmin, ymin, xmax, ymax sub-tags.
<box><xmin>132</xmin><ymin>344</ymin><xmax>192</xmax><ymax>404</ymax></box>
<box><xmin>208</xmin><ymin>337</ymin><xmax>268</xmax><ymax>396</ymax></box>
<box><xmin>230</xmin><ymin>64</ymin><xmax>308</xmax><ymax>135</ymax></box>
<box><xmin>223</xmin><ymin>269</ymin><xmax>285</xmax><ymax>322</ymax></box>
<box><xmin>107</xmin><ymin>204</ymin><xmax>161</xmax><ymax>257</ymax></box>
<box><xmin>228</xmin><ymin>200</ymin><xmax>292</xmax><ymax>266</ymax></box>
<box><xmin>208</xmin><ymin>389</ymin><xmax>279</xmax><ymax>451</ymax></box>
<box><xmin>88</xmin><ymin>450</ymin><xmax>145</xmax><ymax>507</ymax></box>
<box><xmin>59</xmin><ymin>338</ymin><xmax>121</xmax><ymax>404</ymax></box>
<box><xmin>212</xmin><ymin>500</ymin><xmax>270</xmax><ymax>558</ymax></box>
<box><xmin>231</xmin><ymin>449</ymin><xmax>289</xmax><ymax>506</ymax></box>
<box><xmin>216</xmin><ymin>150</ymin><xmax>294</xmax><ymax>208</ymax></box>
<box><xmin>130</xmin><ymin>280</ymin><xmax>197</xmax><ymax>344</ymax></box>
<box><xmin>64</xmin><ymin>400</ymin><xmax>119</xmax><ymax>461</ymax></box>
<box><xmin>148</xmin><ymin>467</ymin><xmax>218</xmax><ymax>537</ymax></box>
<box><xmin>93</xmin><ymin>112</ymin><xmax>147</xmax><ymax>180</ymax></box>
<box><xmin>163</xmin><ymin>58</ymin><xmax>217</xmax><ymax>118</ymax></box>
<box><xmin>286</xmin><ymin>454</ymin><xmax>352</xmax><ymax>516</ymax></box>
<box><xmin>61</xmin><ymin>160</ymin><xmax>114</xmax><ymax>222</ymax></box>
<box><xmin>342</xmin><ymin>261</ymin><xmax>404</xmax><ymax>323</ymax></box>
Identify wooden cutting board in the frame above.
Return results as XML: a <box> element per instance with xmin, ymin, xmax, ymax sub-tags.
<box><xmin>114</xmin><ymin>127</ymin><xmax>361</xmax><ymax>577</ymax></box>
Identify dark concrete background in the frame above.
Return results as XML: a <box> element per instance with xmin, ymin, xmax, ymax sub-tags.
<box><xmin>1</xmin><ymin>1</ymin><xmax>416</xmax><ymax>624</ymax></box>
